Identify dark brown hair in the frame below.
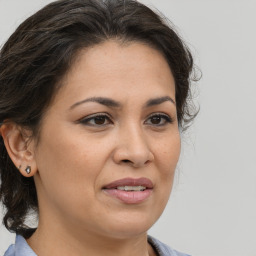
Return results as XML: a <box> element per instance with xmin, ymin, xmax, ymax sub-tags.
<box><xmin>0</xmin><ymin>0</ymin><xmax>197</xmax><ymax>237</ymax></box>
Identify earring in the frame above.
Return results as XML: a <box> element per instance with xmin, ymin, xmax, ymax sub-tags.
<box><xmin>25</xmin><ymin>166</ymin><xmax>31</xmax><ymax>174</ymax></box>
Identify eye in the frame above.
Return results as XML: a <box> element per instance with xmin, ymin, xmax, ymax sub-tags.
<box><xmin>79</xmin><ymin>114</ymin><xmax>112</xmax><ymax>126</ymax></box>
<box><xmin>145</xmin><ymin>113</ymin><xmax>173</xmax><ymax>126</ymax></box>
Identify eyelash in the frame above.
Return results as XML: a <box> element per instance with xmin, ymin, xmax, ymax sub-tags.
<box><xmin>78</xmin><ymin>113</ymin><xmax>173</xmax><ymax>127</ymax></box>
<box><xmin>145</xmin><ymin>113</ymin><xmax>173</xmax><ymax>126</ymax></box>
<box><xmin>79</xmin><ymin>113</ymin><xmax>113</xmax><ymax>126</ymax></box>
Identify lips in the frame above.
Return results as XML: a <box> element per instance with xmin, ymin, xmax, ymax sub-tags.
<box><xmin>103</xmin><ymin>177</ymin><xmax>153</xmax><ymax>204</ymax></box>
<box><xmin>103</xmin><ymin>177</ymin><xmax>153</xmax><ymax>189</ymax></box>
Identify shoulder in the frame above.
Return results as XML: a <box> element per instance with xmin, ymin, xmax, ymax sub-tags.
<box><xmin>148</xmin><ymin>236</ymin><xmax>191</xmax><ymax>256</ymax></box>
<box><xmin>3</xmin><ymin>235</ymin><xmax>37</xmax><ymax>256</ymax></box>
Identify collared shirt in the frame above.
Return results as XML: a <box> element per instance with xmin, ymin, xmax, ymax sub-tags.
<box><xmin>4</xmin><ymin>235</ymin><xmax>190</xmax><ymax>256</ymax></box>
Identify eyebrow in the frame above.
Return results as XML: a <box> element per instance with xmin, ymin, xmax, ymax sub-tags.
<box><xmin>69</xmin><ymin>96</ymin><xmax>175</xmax><ymax>110</ymax></box>
<box><xmin>144</xmin><ymin>96</ymin><xmax>176</xmax><ymax>107</ymax></box>
<box><xmin>69</xmin><ymin>97</ymin><xmax>121</xmax><ymax>110</ymax></box>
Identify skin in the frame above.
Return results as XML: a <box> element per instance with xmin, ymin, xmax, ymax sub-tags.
<box><xmin>3</xmin><ymin>41</ymin><xmax>181</xmax><ymax>256</ymax></box>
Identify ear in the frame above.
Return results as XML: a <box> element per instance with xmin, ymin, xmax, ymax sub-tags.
<box><xmin>1</xmin><ymin>122</ymin><xmax>37</xmax><ymax>177</ymax></box>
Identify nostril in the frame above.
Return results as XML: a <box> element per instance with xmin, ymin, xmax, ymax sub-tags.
<box><xmin>145</xmin><ymin>160</ymin><xmax>150</xmax><ymax>165</ymax></box>
<box><xmin>122</xmin><ymin>159</ymin><xmax>131</xmax><ymax>163</ymax></box>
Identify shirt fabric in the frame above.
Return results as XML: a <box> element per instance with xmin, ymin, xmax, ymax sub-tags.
<box><xmin>4</xmin><ymin>235</ymin><xmax>190</xmax><ymax>256</ymax></box>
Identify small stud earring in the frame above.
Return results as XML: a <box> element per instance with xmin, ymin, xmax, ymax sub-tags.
<box><xmin>25</xmin><ymin>166</ymin><xmax>31</xmax><ymax>174</ymax></box>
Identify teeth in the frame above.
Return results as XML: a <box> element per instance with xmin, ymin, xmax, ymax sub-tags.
<box><xmin>117</xmin><ymin>186</ymin><xmax>146</xmax><ymax>191</ymax></box>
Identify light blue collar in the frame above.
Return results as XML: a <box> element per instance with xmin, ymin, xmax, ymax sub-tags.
<box><xmin>4</xmin><ymin>234</ymin><xmax>189</xmax><ymax>256</ymax></box>
<box><xmin>4</xmin><ymin>235</ymin><xmax>37</xmax><ymax>256</ymax></box>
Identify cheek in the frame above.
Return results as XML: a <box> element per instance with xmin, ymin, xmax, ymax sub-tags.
<box><xmin>155</xmin><ymin>132</ymin><xmax>181</xmax><ymax>173</ymax></box>
<box><xmin>153</xmin><ymin>133</ymin><xmax>181</xmax><ymax>198</ymax></box>
<box><xmin>34</xmin><ymin>132</ymin><xmax>105</xmax><ymax>208</ymax></box>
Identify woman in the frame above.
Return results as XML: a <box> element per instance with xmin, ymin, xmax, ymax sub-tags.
<box><xmin>0</xmin><ymin>0</ymin><xmax>196</xmax><ymax>255</ymax></box>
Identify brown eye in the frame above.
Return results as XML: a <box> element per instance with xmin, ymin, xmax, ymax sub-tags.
<box><xmin>151</xmin><ymin>116</ymin><xmax>161</xmax><ymax>124</ymax></box>
<box><xmin>94</xmin><ymin>116</ymin><xmax>107</xmax><ymax>125</ymax></box>
<box><xmin>79</xmin><ymin>114</ymin><xmax>112</xmax><ymax>126</ymax></box>
<box><xmin>145</xmin><ymin>113</ymin><xmax>172</xmax><ymax>126</ymax></box>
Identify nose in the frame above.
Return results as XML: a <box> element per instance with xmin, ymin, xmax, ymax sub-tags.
<box><xmin>112</xmin><ymin>125</ymin><xmax>154</xmax><ymax>168</ymax></box>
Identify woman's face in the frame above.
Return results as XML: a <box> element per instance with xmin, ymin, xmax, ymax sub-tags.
<box><xmin>32</xmin><ymin>41</ymin><xmax>180</xmax><ymax>239</ymax></box>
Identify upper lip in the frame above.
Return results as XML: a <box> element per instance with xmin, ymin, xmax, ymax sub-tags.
<box><xmin>103</xmin><ymin>177</ymin><xmax>153</xmax><ymax>189</ymax></box>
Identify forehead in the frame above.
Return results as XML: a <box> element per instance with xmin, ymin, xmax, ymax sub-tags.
<box><xmin>55</xmin><ymin>40</ymin><xmax>175</xmax><ymax>107</ymax></box>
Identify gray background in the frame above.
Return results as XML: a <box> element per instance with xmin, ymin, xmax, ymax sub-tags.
<box><xmin>0</xmin><ymin>0</ymin><xmax>256</xmax><ymax>255</ymax></box>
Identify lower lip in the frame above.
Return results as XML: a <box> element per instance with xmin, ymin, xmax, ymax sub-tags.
<box><xmin>103</xmin><ymin>189</ymin><xmax>152</xmax><ymax>204</ymax></box>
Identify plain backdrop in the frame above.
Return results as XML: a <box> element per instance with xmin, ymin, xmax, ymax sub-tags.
<box><xmin>0</xmin><ymin>1</ymin><xmax>256</xmax><ymax>256</ymax></box>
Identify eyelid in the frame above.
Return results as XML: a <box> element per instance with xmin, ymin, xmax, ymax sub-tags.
<box><xmin>78</xmin><ymin>113</ymin><xmax>113</xmax><ymax>126</ymax></box>
<box><xmin>77</xmin><ymin>112</ymin><xmax>174</xmax><ymax>127</ymax></box>
<box><xmin>146</xmin><ymin>112</ymin><xmax>171</xmax><ymax>119</ymax></box>
<box><xmin>144</xmin><ymin>112</ymin><xmax>173</xmax><ymax>125</ymax></box>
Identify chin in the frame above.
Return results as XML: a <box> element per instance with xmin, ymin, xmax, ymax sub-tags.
<box><xmin>105</xmin><ymin>224</ymin><xmax>151</xmax><ymax>240</ymax></box>
<box><xmin>99</xmin><ymin>211</ymin><xmax>160</xmax><ymax>240</ymax></box>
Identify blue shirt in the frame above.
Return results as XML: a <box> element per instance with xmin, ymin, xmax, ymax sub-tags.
<box><xmin>4</xmin><ymin>235</ymin><xmax>190</xmax><ymax>256</ymax></box>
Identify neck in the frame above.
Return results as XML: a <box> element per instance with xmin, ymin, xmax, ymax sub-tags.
<box><xmin>27</xmin><ymin>218</ymin><xmax>156</xmax><ymax>256</ymax></box>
